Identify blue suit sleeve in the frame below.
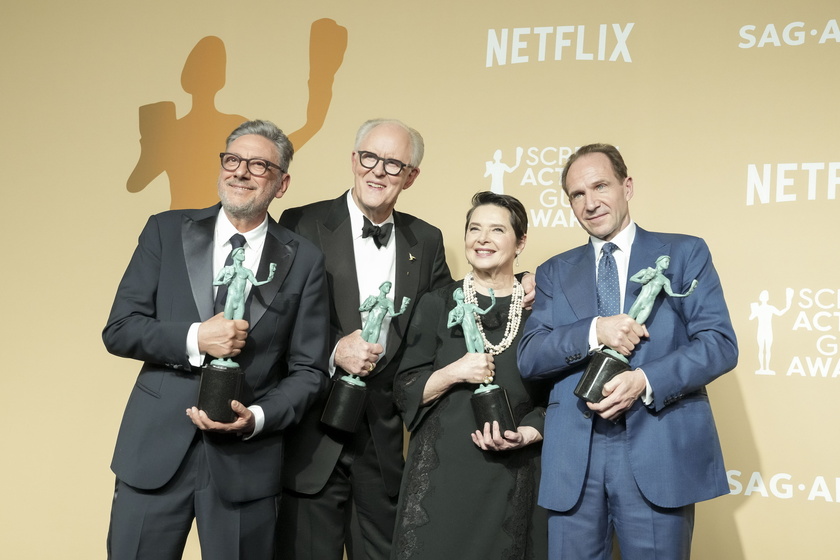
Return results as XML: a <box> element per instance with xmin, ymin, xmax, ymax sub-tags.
<box><xmin>638</xmin><ymin>238</ymin><xmax>738</xmax><ymax>411</ymax></box>
<box><xmin>517</xmin><ymin>262</ymin><xmax>592</xmax><ymax>381</ymax></box>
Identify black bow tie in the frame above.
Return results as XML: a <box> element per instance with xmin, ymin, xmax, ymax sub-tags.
<box><xmin>362</xmin><ymin>216</ymin><xmax>393</xmax><ymax>249</ymax></box>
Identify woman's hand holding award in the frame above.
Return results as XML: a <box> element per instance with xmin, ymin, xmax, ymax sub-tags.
<box><xmin>449</xmin><ymin>285</ymin><xmax>517</xmax><ymax>433</ymax></box>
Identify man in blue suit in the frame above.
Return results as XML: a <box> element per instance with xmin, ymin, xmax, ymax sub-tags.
<box><xmin>517</xmin><ymin>144</ymin><xmax>737</xmax><ymax>559</ymax></box>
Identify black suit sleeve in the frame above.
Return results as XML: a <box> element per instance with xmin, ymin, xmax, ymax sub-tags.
<box><xmin>102</xmin><ymin>214</ymin><xmax>194</xmax><ymax>370</ymax></box>
<box><xmin>256</xmin><ymin>247</ymin><xmax>331</xmax><ymax>433</ymax></box>
<box><xmin>277</xmin><ymin>206</ymin><xmax>304</xmax><ymax>232</ymax></box>
<box><xmin>429</xmin><ymin>226</ymin><xmax>453</xmax><ymax>290</ymax></box>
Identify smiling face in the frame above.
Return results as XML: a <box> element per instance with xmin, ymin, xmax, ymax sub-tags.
<box><xmin>217</xmin><ymin>134</ymin><xmax>290</xmax><ymax>231</ymax></box>
<box><xmin>564</xmin><ymin>152</ymin><xmax>633</xmax><ymax>242</ymax></box>
<box><xmin>350</xmin><ymin>122</ymin><xmax>420</xmax><ymax>223</ymax></box>
<box><xmin>465</xmin><ymin>204</ymin><xmax>526</xmax><ymax>278</ymax></box>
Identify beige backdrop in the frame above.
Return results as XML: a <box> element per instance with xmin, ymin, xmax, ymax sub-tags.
<box><xmin>2</xmin><ymin>1</ymin><xmax>838</xmax><ymax>558</ymax></box>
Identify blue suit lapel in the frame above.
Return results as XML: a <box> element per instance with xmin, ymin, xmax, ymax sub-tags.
<box><xmin>558</xmin><ymin>243</ymin><xmax>598</xmax><ymax>320</ymax></box>
<box><xmin>626</xmin><ymin>227</ymin><xmax>669</xmax><ymax>314</ymax></box>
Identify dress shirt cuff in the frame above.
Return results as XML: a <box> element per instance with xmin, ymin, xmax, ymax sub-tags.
<box><xmin>244</xmin><ymin>405</ymin><xmax>265</xmax><ymax>440</ymax></box>
<box><xmin>639</xmin><ymin>368</ymin><xmax>654</xmax><ymax>406</ymax></box>
<box><xmin>588</xmin><ymin>317</ymin><xmax>601</xmax><ymax>353</ymax></box>
<box><xmin>329</xmin><ymin>344</ymin><xmax>339</xmax><ymax>378</ymax></box>
<box><xmin>187</xmin><ymin>322</ymin><xmax>204</xmax><ymax>368</ymax></box>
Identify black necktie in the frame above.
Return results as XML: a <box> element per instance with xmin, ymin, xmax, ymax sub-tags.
<box><xmin>214</xmin><ymin>233</ymin><xmax>246</xmax><ymax>315</ymax></box>
<box><xmin>361</xmin><ymin>216</ymin><xmax>393</xmax><ymax>249</ymax></box>
<box><xmin>597</xmin><ymin>242</ymin><xmax>620</xmax><ymax>317</ymax></box>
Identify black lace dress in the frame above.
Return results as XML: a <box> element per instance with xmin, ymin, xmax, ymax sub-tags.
<box><xmin>392</xmin><ymin>282</ymin><xmax>548</xmax><ymax>560</ymax></box>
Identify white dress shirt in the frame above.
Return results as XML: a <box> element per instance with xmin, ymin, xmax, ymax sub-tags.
<box><xmin>327</xmin><ymin>191</ymin><xmax>397</xmax><ymax>376</ymax></box>
<box><xmin>586</xmin><ymin>221</ymin><xmax>653</xmax><ymax>404</ymax></box>
<box><xmin>187</xmin><ymin>209</ymin><xmax>270</xmax><ymax>434</ymax></box>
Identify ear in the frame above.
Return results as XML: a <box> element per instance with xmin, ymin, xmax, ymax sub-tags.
<box><xmin>402</xmin><ymin>167</ymin><xmax>421</xmax><ymax>191</ymax></box>
<box><xmin>624</xmin><ymin>176</ymin><xmax>634</xmax><ymax>201</ymax></box>
<box><xmin>274</xmin><ymin>173</ymin><xmax>291</xmax><ymax>199</ymax></box>
<box><xmin>516</xmin><ymin>233</ymin><xmax>528</xmax><ymax>254</ymax></box>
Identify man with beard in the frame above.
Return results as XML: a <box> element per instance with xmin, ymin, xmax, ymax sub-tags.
<box><xmin>104</xmin><ymin>120</ymin><xmax>329</xmax><ymax>559</ymax></box>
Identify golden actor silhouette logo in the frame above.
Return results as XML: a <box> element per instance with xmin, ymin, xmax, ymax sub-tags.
<box><xmin>127</xmin><ymin>19</ymin><xmax>348</xmax><ymax>209</ymax></box>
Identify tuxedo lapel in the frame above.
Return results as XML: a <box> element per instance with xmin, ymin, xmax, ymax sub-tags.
<box><xmin>386</xmin><ymin>212</ymin><xmax>420</xmax><ymax>365</ymax></box>
<box><xmin>320</xmin><ymin>199</ymin><xmax>363</xmax><ymax>333</ymax></box>
<box><xmin>182</xmin><ymin>206</ymin><xmax>219</xmax><ymax>322</ymax></box>
<box><xmin>248</xmin><ymin>221</ymin><xmax>295</xmax><ymax>329</ymax></box>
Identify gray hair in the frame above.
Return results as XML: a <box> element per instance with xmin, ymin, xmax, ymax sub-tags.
<box><xmin>354</xmin><ymin>119</ymin><xmax>425</xmax><ymax>167</ymax></box>
<box><xmin>226</xmin><ymin>119</ymin><xmax>294</xmax><ymax>173</ymax></box>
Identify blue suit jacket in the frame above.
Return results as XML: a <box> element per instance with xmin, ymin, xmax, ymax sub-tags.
<box><xmin>103</xmin><ymin>205</ymin><xmax>330</xmax><ymax>503</ymax></box>
<box><xmin>517</xmin><ymin>227</ymin><xmax>737</xmax><ymax>510</ymax></box>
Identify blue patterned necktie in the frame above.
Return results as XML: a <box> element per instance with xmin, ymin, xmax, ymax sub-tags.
<box><xmin>597</xmin><ymin>242</ymin><xmax>620</xmax><ymax>316</ymax></box>
<box><xmin>214</xmin><ymin>233</ymin><xmax>246</xmax><ymax>314</ymax></box>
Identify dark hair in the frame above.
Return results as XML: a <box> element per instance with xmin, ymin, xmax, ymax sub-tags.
<box><xmin>226</xmin><ymin>119</ymin><xmax>293</xmax><ymax>173</ymax></box>
<box><xmin>464</xmin><ymin>191</ymin><xmax>528</xmax><ymax>241</ymax></box>
<box><xmin>561</xmin><ymin>143</ymin><xmax>628</xmax><ymax>191</ymax></box>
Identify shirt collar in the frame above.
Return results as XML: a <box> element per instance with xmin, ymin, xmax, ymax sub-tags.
<box><xmin>590</xmin><ymin>220</ymin><xmax>636</xmax><ymax>258</ymax></box>
<box><xmin>215</xmin><ymin>208</ymin><xmax>269</xmax><ymax>248</ymax></box>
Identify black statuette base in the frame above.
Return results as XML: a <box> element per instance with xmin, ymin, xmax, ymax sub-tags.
<box><xmin>321</xmin><ymin>376</ymin><xmax>367</xmax><ymax>433</ymax></box>
<box><xmin>574</xmin><ymin>349</ymin><xmax>630</xmax><ymax>403</ymax></box>
<box><xmin>471</xmin><ymin>386</ymin><xmax>516</xmax><ymax>433</ymax></box>
<box><xmin>197</xmin><ymin>363</ymin><xmax>243</xmax><ymax>423</ymax></box>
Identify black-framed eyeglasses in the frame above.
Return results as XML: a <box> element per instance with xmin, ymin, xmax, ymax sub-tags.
<box><xmin>356</xmin><ymin>151</ymin><xmax>413</xmax><ymax>176</ymax></box>
<box><xmin>219</xmin><ymin>152</ymin><xmax>286</xmax><ymax>176</ymax></box>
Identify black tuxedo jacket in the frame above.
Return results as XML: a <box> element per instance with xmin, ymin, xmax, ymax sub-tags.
<box><xmin>103</xmin><ymin>204</ymin><xmax>330</xmax><ymax>503</ymax></box>
<box><xmin>278</xmin><ymin>192</ymin><xmax>451</xmax><ymax>496</ymax></box>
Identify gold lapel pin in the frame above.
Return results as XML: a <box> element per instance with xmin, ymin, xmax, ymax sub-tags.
<box><xmin>409</xmin><ymin>253</ymin><xmax>416</xmax><ymax>261</ymax></box>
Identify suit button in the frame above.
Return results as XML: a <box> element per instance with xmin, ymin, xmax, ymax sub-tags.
<box><xmin>583</xmin><ymin>410</ymin><xmax>592</xmax><ymax>419</ymax></box>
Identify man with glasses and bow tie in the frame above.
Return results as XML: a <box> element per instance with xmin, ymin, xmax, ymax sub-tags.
<box><xmin>104</xmin><ymin>120</ymin><xmax>329</xmax><ymax>559</ymax></box>
<box><xmin>276</xmin><ymin>119</ymin><xmax>452</xmax><ymax>560</ymax></box>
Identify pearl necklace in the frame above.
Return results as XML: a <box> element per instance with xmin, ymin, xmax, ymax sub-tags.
<box><xmin>462</xmin><ymin>272</ymin><xmax>524</xmax><ymax>355</ymax></box>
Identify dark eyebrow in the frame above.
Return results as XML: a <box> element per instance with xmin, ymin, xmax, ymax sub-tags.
<box><xmin>468</xmin><ymin>221</ymin><xmax>507</xmax><ymax>228</ymax></box>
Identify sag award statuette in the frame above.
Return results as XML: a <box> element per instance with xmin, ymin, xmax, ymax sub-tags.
<box><xmin>575</xmin><ymin>255</ymin><xmax>698</xmax><ymax>403</ymax></box>
<box><xmin>197</xmin><ymin>246</ymin><xmax>277</xmax><ymax>423</ymax></box>
<box><xmin>321</xmin><ymin>281</ymin><xmax>410</xmax><ymax>432</ymax></box>
<box><xmin>450</xmin><ymin>283</ymin><xmax>517</xmax><ymax>433</ymax></box>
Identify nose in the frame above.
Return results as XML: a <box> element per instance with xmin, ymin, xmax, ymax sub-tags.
<box><xmin>370</xmin><ymin>159</ymin><xmax>387</xmax><ymax>176</ymax></box>
<box><xmin>234</xmin><ymin>159</ymin><xmax>251</xmax><ymax>177</ymax></box>
<box><xmin>584</xmin><ymin>191</ymin><xmax>600</xmax><ymax>211</ymax></box>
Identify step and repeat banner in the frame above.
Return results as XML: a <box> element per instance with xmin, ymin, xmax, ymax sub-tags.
<box><xmin>2</xmin><ymin>1</ymin><xmax>836</xmax><ymax>557</ymax></box>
